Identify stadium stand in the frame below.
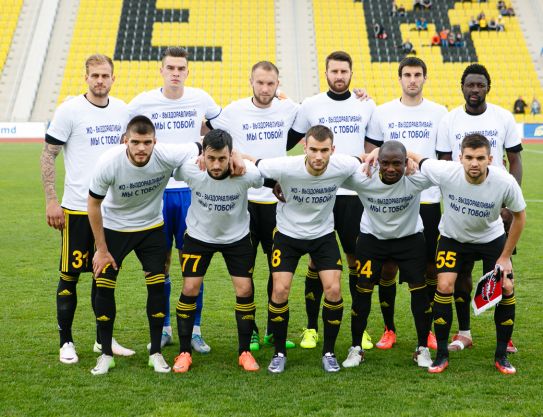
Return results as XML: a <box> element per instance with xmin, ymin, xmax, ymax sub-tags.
<box><xmin>0</xmin><ymin>0</ymin><xmax>23</xmax><ymax>74</ymax></box>
<box><xmin>58</xmin><ymin>0</ymin><xmax>276</xmax><ymax>107</ymax></box>
<box><xmin>312</xmin><ymin>0</ymin><xmax>543</xmax><ymax>122</ymax></box>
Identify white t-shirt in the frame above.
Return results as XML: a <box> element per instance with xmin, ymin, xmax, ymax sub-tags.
<box><xmin>46</xmin><ymin>95</ymin><xmax>129</xmax><ymax>212</ymax></box>
<box><xmin>420</xmin><ymin>159</ymin><xmax>526</xmax><ymax>243</ymax></box>
<box><xmin>342</xmin><ymin>168</ymin><xmax>432</xmax><ymax>239</ymax></box>
<box><xmin>291</xmin><ymin>92</ymin><xmax>376</xmax><ymax>195</ymax></box>
<box><xmin>210</xmin><ymin>97</ymin><xmax>299</xmax><ymax>202</ymax></box>
<box><xmin>128</xmin><ymin>87</ymin><xmax>221</xmax><ymax>188</ymax></box>
<box><xmin>89</xmin><ymin>142</ymin><xmax>199</xmax><ymax>231</ymax></box>
<box><xmin>436</xmin><ymin>103</ymin><xmax>521</xmax><ymax>167</ymax></box>
<box><xmin>174</xmin><ymin>159</ymin><xmax>264</xmax><ymax>244</ymax></box>
<box><xmin>366</xmin><ymin>98</ymin><xmax>447</xmax><ymax>203</ymax></box>
<box><xmin>257</xmin><ymin>154</ymin><xmax>361</xmax><ymax>239</ymax></box>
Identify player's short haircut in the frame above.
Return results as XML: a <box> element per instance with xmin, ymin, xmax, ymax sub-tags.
<box><xmin>203</xmin><ymin>129</ymin><xmax>233</xmax><ymax>152</ymax></box>
<box><xmin>461</xmin><ymin>64</ymin><xmax>491</xmax><ymax>90</ymax></box>
<box><xmin>379</xmin><ymin>140</ymin><xmax>407</xmax><ymax>158</ymax></box>
<box><xmin>161</xmin><ymin>47</ymin><xmax>189</xmax><ymax>64</ymax></box>
<box><xmin>251</xmin><ymin>61</ymin><xmax>279</xmax><ymax>75</ymax></box>
<box><xmin>398</xmin><ymin>57</ymin><xmax>427</xmax><ymax>77</ymax></box>
<box><xmin>125</xmin><ymin>115</ymin><xmax>156</xmax><ymax>137</ymax></box>
<box><xmin>325</xmin><ymin>51</ymin><xmax>352</xmax><ymax>70</ymax></box>
<box><xmin>85</xmin><ymin>54</ymin><xmax>114</xmax><ymax>74</ymax></box>
<box><xmin>461</xmin><ymin>133</ymin><xmax>491</xmax><ymax>154</ymax></box>
<box><xmin>306</xmin><ymin>125</ymin><xmax>334</xmax><ymax>144</ymax></box>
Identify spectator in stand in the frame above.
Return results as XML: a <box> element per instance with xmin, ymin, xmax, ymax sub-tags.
<box><xmin>497</xmin><ymin>0</ymin><xmax>506</xmax><ymax>10</ymax></box>
<box><xmin>440</xmin><ymin>28</ymin><xmax>449</xmax><ymax>47</ymax></box>
<box><xmin>448</xmin><ymin>32</ymin><xmax>456</xmax><ymax>47</ymax></box>
<box><xmin>478</xmin><ymin>13</ymin><xmax>488</xmax><ymax>31</ymax></box>
<box><xmin>421</xmin><ymin>0</ymin><xmax>432</xmax><ymax>9</ymax></box>
<box><xmin>496</xmin><ymin>15</ymin><xmax>505</xmax><ymax>31</ymax></box>
<box><xmin>416</xmin><ymin>17</ymin><xmax>428</xmax><ymax>31</ymax></box>
<box><xmin>397</xmin><ymin>3</ymin><xmax>406</xmax><ymax>17</ymax></box>
<box><xmin>413</xmin><ymin>0</ymin><xmax>423</xmax><ymax>10</ymax></box>
<box><xmin>513</xmin><ymin>96</ymin><xmax>527</xmax><ymax>114</ymax></box>
<box><xmin>374</xmin><ymin>23</ymin><xmax>389</xmax><ymax>39</ymax></box>
<box><xmin>500</xmin><ymin>6</ymin><xmax>515</xmax><ymax>16</ymax></box>
<box><xmin>531</xmin><ymin>98</ymin><xmax>541</xmax><ymax>115</ymax></box>
<box><xmin>400</xmin><ymin>38</ymin><xmax>416</xmax><ymax>55</ymax></box>
<box><xmin>488</xmin><ymin>18</ymin><xmax>497</xmax><ymax>31</ymax></box>
<box><xmin>469</xmin><ymin>16</ymin><xmax>479</xmax><ymax>32</ymax></box>
<box><xmin>431</xmin><ymin>32</ymin><xmax>441</xmax><ymax>47</ymax></box>
<box><xmin>455</xmin><ymin>32</ymin><xmax>464</xmax><ymax>47</ymax></box>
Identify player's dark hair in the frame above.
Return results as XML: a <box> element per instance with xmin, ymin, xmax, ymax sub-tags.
<box><xmin>398</xmin><ymin>57</ymin><xmax>427</xmax><ymax>77</ymax></box>
<box><xmin>379</xmin><ymin>140</ymin><xmax>407</xmax><ymax>158</ymax></box>
<box><xmin>325</xmin><ymin>51</ymin><xmax>352</xmax><ymax>70</ymax></box>
<box><xmin>203</xmin><ymin>129</ymin><xmax>233</xmax><ymax>152</ymax></box>
<box><xmin>461</xmin><ymin>64</ymin><xmax>491</xmax><ymax>90</ymax></box>
<box><xmin>251</xmin><ymin>61</ymin><xmax>279</xmax><ymax>75</ymax></box>
<box><xmin>85</xmin><ymin>54</ymin><xmax>114</xmax><ymax>74</ymax></box>
<box><xmin>162</xmin><ymin>47</ymin><xmax>189</xmax><ymax>64</ymax></box>
<box><xmin>125</xmin><ymin>115</ymin><xmax>155</xmax><ymax>137</ymax></box>
<box><xmin>461</xmin><ymin>133</ymin><xmax>491</xmax><ymax>154</ymax></box>
<box><xmin>306</xmin><ymin>125</ymin><xmax>334</xmax><ymax>144</ymax></box>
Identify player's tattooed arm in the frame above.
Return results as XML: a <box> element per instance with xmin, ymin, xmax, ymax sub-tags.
<box><xmin>40</xmin><ymin>143</ymin><xmax>65</xmax><ymax>230</ymax></box>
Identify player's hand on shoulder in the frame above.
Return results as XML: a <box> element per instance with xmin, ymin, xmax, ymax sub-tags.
<box><xmin>230</xmin><ymin>149</ymin><xmax>246</xmax><ymax>177</ymax></box>
<box><xmin>353</xmin><ymin>88</ymin><xmax>371</xmax><ymax>101</ymax></box>
<box><xmin>93</xmin><ymin>249</ymin><xmax>118</xmax><ymax>277</ymax></box>
<box><xmin>273</xmin><ymin>183</ymin><xmax>285</xmax><ymax>202</ymax></box>
<box><xmin>405</xmin><ymin>158</ymin><xmax>419</xmax><ymax>176</ymax></box>
<box><xmin>196</xmin><ymin>154</ymin><xmax>205</xmax><ymax>171</ymax></box>
<box><xmin>46</xmin><ymin>200</ymin><xmax>65</xmax><ymax>230</ymax></box>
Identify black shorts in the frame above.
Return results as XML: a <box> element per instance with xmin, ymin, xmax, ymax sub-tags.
<box><xmin>59</xmin><ymin>210</ymin><xmax>95</xmax><ymax>274</ymax></box>
<box><xmin>99</xmin><ymin>225</ymin><xmax>167</xmax><ymax>278</ymax></box>
<box><xmin>333</xmin><ymin>195</ymin><xmax>363</xmax><ymax>254</ymax></box>
<box><xmin>355</xmin><ymin>233</ymin><xmax>427</xmax><ymax>285</ymax></box>
<box><xmin>271</xmin><ymin>231</ymin><xmax>343</xmax><ymax>273</ymax></box>
<box><xmin>181</xmin><ymin>233</ymin><xmax>254</xmax><ymax>278</ymax></box>
<box><xmin>419</xmin><ymin>203</ymin><xmax>441</xmax><ymax>262</ymax></box>
<box><xmin>248</xmin><ymin>201</ymin><xmax>277</xmax><ymax>254</ymax></box>
<box><xmin>435</xmin><ymin>234</ymin><xmax>506</xmax><ymax>275</ymax></box>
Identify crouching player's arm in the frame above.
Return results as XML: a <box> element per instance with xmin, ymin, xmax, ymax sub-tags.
<box><xmin>88</xmin><ymin>194</ymin><xmax>117</xmax><ymax>277</ymax></box>
<box><xmin>496</xmin><ymin>209</ymin><xmax>526</xmax><ymax>292</ymax></box>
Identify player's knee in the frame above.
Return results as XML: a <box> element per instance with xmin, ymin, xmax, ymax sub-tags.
<box><xmin>271</xmin><ymin>284</ymin><xmax>290</xmax><ymax>303</ymax></box>
<box><xmin>323</xmin><ymin>282</ymin><xmax>341</xmax><ymax>301</ymax></box>
<box><xmin>381</xmin><ymin>262</ymin><xmax>398</xmax><ymax>280</ymax></box>
<box><xmin>182</xmin><ymin>278</ymin><xmax>202</xmax><ymax>296</ymax></box>
<box><xmin>235</xmin><ymin>280</ymin><xmax>253</xmax><ymax>298</ymax></box>
<box><xmin>502</xmin><ymin>278</ymin><xmax>514</xmax><ymax>294</ymax></box>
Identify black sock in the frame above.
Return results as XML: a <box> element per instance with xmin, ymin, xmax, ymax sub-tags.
<box><xmin>304</xmin><ymin>267</ymin><xmax>322</xmax><ymax>330</ymax></box>
<box><xmin>176</xmin><ymin>293</ymin><xmax>198</xmax><ymax>354</ymax></box>
<box><xmin>235</xmin><ymin>295</ymin><xmax>256</xmax><ymax>354</ymax></box>
<box><xmin>322</xmin><ymin>298</ymin><xmax>343</xmax><ymax>355</ymax></box>
<box><xmin>94</xmin><ymin>277</ymin><xmax>117</xmax><ymax>356</ymax></box>
<box><xmin>433</xmin><ymin>290</ymin><xmax>453</xmax><ymax>356</ymax></box>
<box><xmin>268</xmin><ymin>300</ymin><xmax>289</xmax><ymax>355</ymax></box>
<box><xmin>494</xmin><ymin>293</ymin><xmax>515</xmax><ymax>358</ymax></box>
<box><xmin>454</xmin><ymin>290</ymin><xmax>471</xmax><ymax>331</ymax></box>
<box><xmin>146</xmin><ymin>274</ymin><xmax>166</xmax><ymax>355</ymax></box>
<box><xmin>348</xmin><ymin>266</ymin><xmax>358</xmax><ymax>301</ymax></box>
<box><xmin>410</xmin><ymin>285</ymin><xmax>430</xmax><ymax>347</ymax></box>
<box><xmin>379</xmin><ymin>277</ymin><xmax>396</xmax><ymax>332</ymax></box>
<box><xmin>57</xmin><ymin>273</ymin><xmax>79</xmax><ymax>346</ymax></box>
<box><xmin>91</xmin><ymin>277</ymin><xmax>100</xmax><ymax>344</ymax></box>
<box><xmin>350</xmin><ymin>284</ymin><xmax>372</xmax><ymax>347</ymax></box>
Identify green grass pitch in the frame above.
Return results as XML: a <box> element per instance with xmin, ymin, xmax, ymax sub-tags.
<box><xmin>0</xmin><ymin>143</ymin><xmax>542</xmax><ymax>417</ymax></box>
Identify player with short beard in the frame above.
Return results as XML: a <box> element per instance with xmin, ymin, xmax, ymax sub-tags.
<box><xmin>40</xmin><ymin>54</ymin><xmax>134</xmax><ymax>365</ymax></box>
<box><xmin>287</xmin><ymin>51</ymin><xmax>376</xmax><ymax>351</ymax></box>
